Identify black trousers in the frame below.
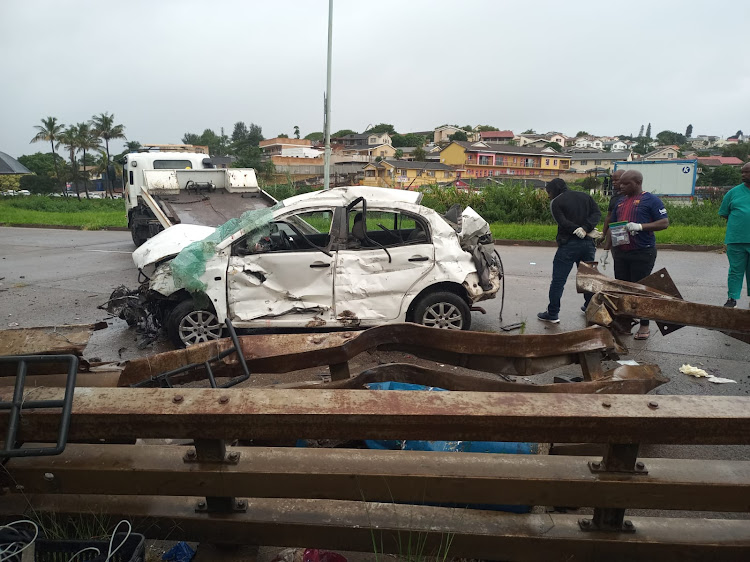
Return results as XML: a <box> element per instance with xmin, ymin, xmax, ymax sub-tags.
<box><xmin>612</xmin><ymin>247</ymin><xmax>657</xmax><ymax>327</ymax></box>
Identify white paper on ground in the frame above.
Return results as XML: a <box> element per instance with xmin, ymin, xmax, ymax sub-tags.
<box><xmin>679</xmin><ymin>364</ymin><xmax>736</xmax><ymax>384</ymax></box>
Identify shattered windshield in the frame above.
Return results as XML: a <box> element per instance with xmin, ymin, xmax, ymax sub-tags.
<box><xmin>170</xmin><ymin>202</ymin><xmax>284</xmax><ymax>293</ymax></box>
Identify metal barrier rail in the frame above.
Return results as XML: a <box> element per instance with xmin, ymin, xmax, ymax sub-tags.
<box><xmin>1</xmin><ymin>389</ymin><xmax>749</xmax><ymax>559</ymax></box>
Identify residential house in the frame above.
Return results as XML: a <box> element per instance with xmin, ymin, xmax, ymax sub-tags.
<box><xmin>440</xmin><ymin>141</ymin><xmax>571</xmax><ymax>179</ymax></box>
<box><xmin>574</xmin><ymin>137</ymin><xmax>604</xmax><ymax>150</ymax></box>
<box><xmin>568</xmin><ymin>151</ymin><xmax>633</xmax><ymax>173</ymax></box>
<box><xmin>546</xmin><ymin>133</ymin><xmax>569</xmax><ymax>147</ymax></box>
<box><xmin>696</xmin><ymin>156</ymin><xmax>745</xmax><ymax>169</ymax></box>
<box><xmin>338</xmin><ymin>143</ymin><xmax>396</xmax><ymax>162</ymax></box>
<box><xmin>259</xmin><ymin>137</ymin><xmax>324</xmax><ymax>166</ymax></box>
<box><xmin>362</xmin><ymin>160</ymin><xmax>456</xmax><ymax>189</ymax></box>
<box><xmin>479</xmin><ymin>130</ymin><xmax>515</xmax><ymax>144</ymax></box>
<box><xmin>338</xmin><ymin>132</ymin><xmax>392</xmax><ymax>147</ymax></box>
<box><xmin>0</xmin><ymin>151</ymin><xmax>32</xmax><ymax>192</ymax></box>
<box><xmin>643</xmin><ymin>146</ymin><xmax>680</xmax><ymax>160</ymax></box>
<box><xmin>603</xmin><ymin>140</ymin><xmax>628</xmax><ymax>152</ymax></box>
<box><xmin>434</xmin><ymin>125</ymin><xmax>478</xmax><ymax>144</ymax></box>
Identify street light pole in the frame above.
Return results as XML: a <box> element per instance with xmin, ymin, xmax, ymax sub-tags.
<box><xmin>323</xmin><ymin>0</ymin><xmax>333</xmax><ymax>190</ymax></box>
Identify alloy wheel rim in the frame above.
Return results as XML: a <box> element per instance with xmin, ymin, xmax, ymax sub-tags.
<box><xmin>179</xmin><ymin>310</ymin><xmax>222</xmax><ymax>345</ymax></box>
<box><xmin>422</xmin><ymin>302</ymin><xmax>463</xmax><ymax>329</ymax></box>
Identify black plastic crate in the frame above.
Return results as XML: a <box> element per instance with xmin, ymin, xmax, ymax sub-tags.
<box><xmin>32</xmin><ymin>533</ymin><xmax>145</xmax><ymax>561</ymax></box>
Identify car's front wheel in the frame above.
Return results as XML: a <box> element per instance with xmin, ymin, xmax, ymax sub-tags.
<box><xmin>411</xmin><ymin>291</ymin><xmax>471</xmax><ymax>331</ymax></box>
<box><xmin>167</xmin><ymin>299</ymin><xmax>224</xmax><ymax>348</ymax></box>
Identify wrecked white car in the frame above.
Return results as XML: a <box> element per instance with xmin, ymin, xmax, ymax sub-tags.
<box><xmin>119</xmin><ymin>186</ymin><xmax>502</xmax><ymax>347</ymax></box>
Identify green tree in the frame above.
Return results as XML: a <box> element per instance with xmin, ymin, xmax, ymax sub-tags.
<box><xmin>58</xmin><ymin>125</ymin><xmax>80</xmax><ymax>198</ymax></box>
<box><xmin>304</xmin><ymin>131</ymin><xmax>324</xmax><ymax>142</ymax></box>
<box><xmin>476</xmin><ymin>125</ymin><xmax>499</xmax><ymax>132</ymax></box>
<box><xmin>645</xmin><ymin>123</ymin><xmax>652</xmax><ymax>139</ymax></box>
<box><xmin>638</xmin><ymin>125</ymin><xmax>644</xmax><ymax>138</ymax></box>
<box><xmin>17</xmin><ymin>152</ymin><xmax>64</xmax><ymax>178</ymax></box>
<box><xmin>30</xmin><ymin>116</ymin><xmax>65</xmax><ymax>190</ymax></box>
<box><xmin>394</xmin><ymin>149</ymin><xmax>404</xmax><ymax>160</ymax></box>
<box><xmin>448</xmin><ymin>131</ymin><xmax>468</xmax><ymax>142</ymax></box>
<box><xmin>365</xmin><ymin>123</ymin><xmax>396</xmax><ymax>135</ymax></box>
<box><xmin>721</xmin><ymin>143</ymin><xmax>750</xmax><ymax>161</ymax></box>
<box><xmin>461</xmin><ymin>125</ymin><xmax>474</xmax><ymax>132</ymax></box>
<box><xmin>736</xmin><ymin>130</ymin><xmax>744</xmax><ymax>138</ymax></box>
<box><xmin>575</xmin><ymin>131</ymin><xmax>589</xmax><ymax>137</ymax></box>
<box><xmin>19</xmin><ymin>174</ymin><xmax>57</xmax><ymax>194</ymax></box>
<box><xmin>544</xmin><ymin>142</ymin><xmax>563</xmax><ymax>152</ymax></box>
<box><xmin>332</xmin><ymin>129</ymin><xmax>357</xmax><ymax>137</ymax></box>
<box><xmin>90</xmin><ymin>112</ymin><xmax>126</xmax><ymax>197</ymax></box>
<box><xmin>277</xmin><ymin>133</ymin><xmax>289</xmax><ymax>138</ymax></box>
<box><xmin>522</xmin><ymin>129</ymin><xmax>536</xmax><ymax>134</ymax></box>
<box><xmin>413</xmin><ymin>146</ymin><xmax>426</xmax><ymax>161</ymax></box>
<box><xmin>75</xmin><ymin>123</ymin><xmax>101</xmax><ymax>199</ymax></box>
<box><xmin>294</xmin><ymin>125</ymin><xmax>300</xmax><ymax>139</ymax></box>
<box><xmin>391</xmin><ymin>133</ymin><xmax>427</xmax><ymax>148</ymax></box>
<box><xmin>655</xmin><ymin>130</ymin><xmax>686</xmax><ymax>146</ymax></box>
<box><xmin>125</xmin><ymin>141</ymin><xmax>142</xmax><ymax>152</ymax></box>
<box><xmin>231</xmin><ymin>122</ymin><xmax>249</xmax><ymax>143</ymax></box>
<box><xmin>686</xmin><ymin>124</ymin><xmax>693</xmax><ymax>138</ymax></box>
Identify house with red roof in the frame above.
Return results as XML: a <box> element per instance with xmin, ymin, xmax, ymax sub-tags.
<box><xmin>479</xmin><ymin>130</ymin><xmax>515</xmax><ymax>144</ymax></box>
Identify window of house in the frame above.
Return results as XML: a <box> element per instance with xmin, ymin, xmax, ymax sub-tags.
<box><xmin>545</xmin><ymin>159</ymin><xmax>550</xmax><ymax>166</ymax></box>
<box><xmin>524</xmin><ymin>158</ymin><xmax>535</xmax><ymax>167</ymax></box>
<box><xmin>595</xmin><ymin>160</ymin><xmax>602</xmax><ymax>165</ymax></box>
<box><xmin>479</xmin><ymin>156</ymin><xmax>491</xmax><ymax>165</ymax></box>
<box><xmin>581</xmin><ymin>160</ymin><xmax>588</xmax><ymax>165</ymax></box>
<box><xmin>554</xmin><ymin>159</ymin><xmax>558</xmax><ymax>165</ymax></box>
<box><xmin>427</xmin><ymin>170</ymin><xmax>436</xmax><ymax>177</ymax></box>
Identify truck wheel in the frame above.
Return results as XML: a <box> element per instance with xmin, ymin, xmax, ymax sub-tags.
<box><xmin>131</xmin><ymin>225</ymin><xmax>147</xmax><ymax>247</ymax></box>
<box><xmin>167</xmin><ymin>299</ymin><xmax>224</xmax><ymax>348</ymax></box>
<box><xmin>411</xmin><ymin>291</ymin><xmax>471</xmax><ymax>331</ymax></box>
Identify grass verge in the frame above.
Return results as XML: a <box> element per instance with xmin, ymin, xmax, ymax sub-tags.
<box><xmin>490</xmin><ymin>223</ymin><xmax>725</xmax><ymax>246</ymax></box>
<box><xmin>0</xmin><ymin>196</ymin><xmax>127</xmax><ymax>229</ymax></box>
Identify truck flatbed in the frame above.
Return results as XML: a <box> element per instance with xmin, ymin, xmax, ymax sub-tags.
<box><xmin>156</xmin><ymin>190</ymin><xmax>273</xmax><ymax>227</ymax></box>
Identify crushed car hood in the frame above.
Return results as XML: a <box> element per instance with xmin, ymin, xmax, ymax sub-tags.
<box><xmin>133</xmin><ymin>224</ymin><xmax>216</xmax><ymax>269</ymax></box>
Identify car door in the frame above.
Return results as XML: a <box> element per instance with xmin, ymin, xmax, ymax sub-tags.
<box><xmin>227</xmin><ymin>208</ymin><xmax>335</xmax><ymax>326</ymax></box>
<box><xmin>334</xmin><ymin>207</ymin><xmax>435</xmax><ymax>323</ymax></box>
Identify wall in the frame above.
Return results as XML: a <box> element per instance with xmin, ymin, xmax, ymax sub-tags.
<box><xmin>439</xmin><ymin>143</ymin><xmax>467</xmax><ymax>165</ymax></box>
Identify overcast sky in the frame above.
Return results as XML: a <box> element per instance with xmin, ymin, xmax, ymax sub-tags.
<box><xmin>1</xmin><ymin>0</ymin><xmax>749</xmax><ymax>159</ymax></box>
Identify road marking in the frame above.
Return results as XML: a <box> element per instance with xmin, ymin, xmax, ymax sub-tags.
<box><xmin>84</xmin><ymin>250</ymin><xmax>133</xmax><ymax>254</ymax></box>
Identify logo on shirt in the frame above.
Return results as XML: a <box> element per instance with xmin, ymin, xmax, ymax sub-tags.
<box><xmin>659</xmin><ymin>208</ymin><xmax>667</xmax><ymax>215</ymax></box>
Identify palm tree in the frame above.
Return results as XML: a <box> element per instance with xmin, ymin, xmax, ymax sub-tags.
<box><xmin>90</xmin><ymin>112</ymin><xmax>126</xmax><ymax>197</ymax></box>
<box><xmin>58</xmin><ymin>125</ymin><xmax>80</xmax><ymax>198</ymax></box>
<box><xmin>75</xmin><ymin>123</ymin><xmax>101</xmax><ymax>199</ymax></box>
<box><xmin>125</xmin><ymin>141</ymin><xmax>142</xmax><ymax>152</ymax></box>
<box><xmin>30</xmin><ymin>116</ymin><xmax>65</xmax><ymax>190</ymax></box>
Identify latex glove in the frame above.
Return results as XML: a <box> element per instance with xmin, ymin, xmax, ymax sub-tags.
<box><xmin>586</xmin><ymin>228</ymin><xmax>603</xmax><ymax>240</ymax></box>
<box><xmin>573</xmin><ymin>227</ymin><xmax>586</xmax><ymax>239</ymax></box>
<box><xmin>625</xmin><ymin>222</ymin><xmax>642</xmax><ymax>232</ymax></box>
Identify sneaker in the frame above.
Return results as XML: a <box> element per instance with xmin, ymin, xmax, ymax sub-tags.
<box><xmin>537</xmin><ymin>311</ymin><xmax>560</xmax><ymax>324</ymax></box>
<box><xmin>581</xmin><ymin>305</ymin><xmax>587</xmax><ymax>313</ymax></box>
<box><xmin>724</xmin><ymin>298</ymin><xmax>737</xmax><ymax>308</ymax></box>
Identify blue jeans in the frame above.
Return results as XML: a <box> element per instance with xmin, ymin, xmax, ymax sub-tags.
<box><xmin>547</xmin><ymin>238</ymin><xmax>596</xmax><ymax>316</ymax></box>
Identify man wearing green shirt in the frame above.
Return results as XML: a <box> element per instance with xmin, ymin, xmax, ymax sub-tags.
<box><xmin>718</xmin><ymin>162</ymin><xmax>750</xmax><ymax>307</ymax></box>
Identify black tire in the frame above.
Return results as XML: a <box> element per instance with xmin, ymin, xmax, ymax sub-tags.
<box><xmin>411</xmin><ymin>291</ymin><xmax>471</xmax><ymax>331</ymax></box>
<box><xmin>166</xmin><ymin>299</ymin><xmax>223</xmax><ymax>348</ymax></box>
<box><xmin>131</xmin><ymin>225</ymin><xmax>147</xmax><ymax>247</ymax></box>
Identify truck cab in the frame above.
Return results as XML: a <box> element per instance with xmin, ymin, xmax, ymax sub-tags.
<box><xmin>123</xmin><ymin>146</ymin><xmax>263</xmax><ymax>246</ymax></box>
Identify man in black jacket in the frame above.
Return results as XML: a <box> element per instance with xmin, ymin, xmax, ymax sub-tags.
<box><xmin>537</xmin><ymin>178</ymin><xmax>601</xmax><ymax>323</ymax></box>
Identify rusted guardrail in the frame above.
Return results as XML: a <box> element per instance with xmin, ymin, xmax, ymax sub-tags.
<box><xmin>1</xmin><ymin>387</ymin><xmax>749</xmax><ymax>560</ymax></box>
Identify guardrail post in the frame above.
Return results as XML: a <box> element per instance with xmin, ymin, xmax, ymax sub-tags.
<box><xmin>186</xmin><ymin>438</ymin><xmax>246</xmax><ymax>514</ymax></box>
<box><xmin>581</xmin><ymin>443</ymin><xmax>645</xmax><ymax>533</ymax></box>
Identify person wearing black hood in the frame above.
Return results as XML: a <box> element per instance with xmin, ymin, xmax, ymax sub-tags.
<box><xmin>537</xmin><ymin>178</ymin><xmax>601</xmax><ymax>323</ymax></box>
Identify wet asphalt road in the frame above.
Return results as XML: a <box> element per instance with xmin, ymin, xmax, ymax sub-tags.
<box><xmin>2</xmin><ymin>225</ymin><xmax>748</xmax><ymax>401</ymax></box>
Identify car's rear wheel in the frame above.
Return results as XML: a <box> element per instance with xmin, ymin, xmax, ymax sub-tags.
<box><xmin>167</xmin><ymin>299</ymin><xmax>223</xmax><ymax>348</ymax></box>
<box><xmin>412</xmin><ymin>291</ymin><xmax>471</xmax><ymax>331</ymax></box>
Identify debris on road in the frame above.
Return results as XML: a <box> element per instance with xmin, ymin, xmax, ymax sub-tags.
<box><xmin>680</xmin><ymin>364</ymin><xmax>736</xmax><ymax>384</ymax></box>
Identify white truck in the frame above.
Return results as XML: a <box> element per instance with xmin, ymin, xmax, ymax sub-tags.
<box><xmin>613</xmin><ymin>159</ymin><xmax>697</xmax><ymax>198</ymax></box>
<box><xmin>123</xmin><ymin>147</ymin><xmax>274</xmax><ymax>246</ymax></box>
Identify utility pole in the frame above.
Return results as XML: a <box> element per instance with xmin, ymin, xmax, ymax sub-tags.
<box><xmin>323</xmin><ymin>0</ymin><xmax>333</xmax><ymax>190</ymax></box>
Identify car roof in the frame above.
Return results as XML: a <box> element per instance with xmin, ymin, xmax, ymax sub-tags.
<box><xmin>282</xmin><ymin>186</ymin><xmax>423</xmax><ymax>208</ymax></box>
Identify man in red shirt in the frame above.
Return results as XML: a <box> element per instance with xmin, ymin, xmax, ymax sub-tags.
<box><xmin>611</xmin><ymin>170</ymin><xmax>670</xmax><ymax>339</ymax></box>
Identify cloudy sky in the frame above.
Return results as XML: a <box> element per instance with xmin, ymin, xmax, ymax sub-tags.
<box><xmin>1</xmin><ymin>0</ymin><xmax>748</xmax><ymax>159</ymax></box>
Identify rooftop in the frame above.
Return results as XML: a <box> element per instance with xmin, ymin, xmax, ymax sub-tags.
<box><xmin>0</xmin><ymin>151</ymin><xmax>32</xmax><ymax>174</ymax></box>
<box><xmin>450</xmin><ymin>141</ymin><xmax>570</xmax><ymax>158</ymax></box>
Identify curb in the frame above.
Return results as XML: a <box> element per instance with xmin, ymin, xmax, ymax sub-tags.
<box><xmin>0</xmin><ymin>224</ymin><xmax>726</xmax><ymax>252</ymax></box>
<box><xmin>493</xmin><ymin>240</ymin><xmax>725</xmax><ymax>252</ymax></box>
<box><xmin>0</xmin><ymin>223</ymin><xmax>129</xmax><ymax>232</ymax></box>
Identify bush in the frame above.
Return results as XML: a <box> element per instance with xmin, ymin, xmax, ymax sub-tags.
<box><xmin>19</xmin><ymin>174</ymin><xmax>57</xmax><ymax>194</ymax></box>
<box><xmin>4</xmin><ymin>195</ymin><xmax>125</xmax><ymax>213</ymax></box>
